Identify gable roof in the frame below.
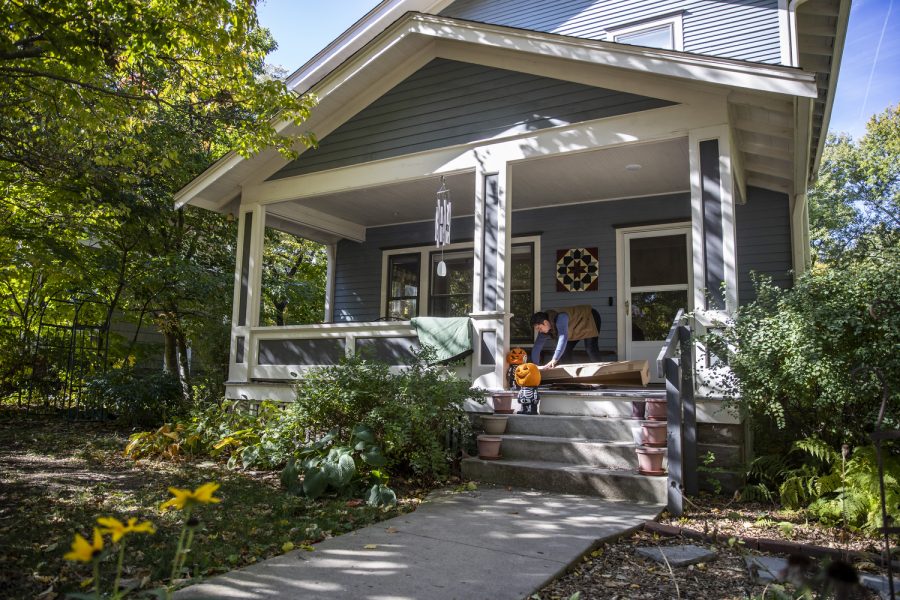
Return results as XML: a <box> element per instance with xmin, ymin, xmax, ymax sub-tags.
<box><xmin>176</xmin><ymin>1</ymin><xmax>836</xmax><ymax>212</ymax></box>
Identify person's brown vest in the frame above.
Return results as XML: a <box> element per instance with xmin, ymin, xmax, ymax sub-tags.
<box><xmin>546</xmin><ymin>305</ymin><xmax>598</xmax><ymax>342</ymax></box>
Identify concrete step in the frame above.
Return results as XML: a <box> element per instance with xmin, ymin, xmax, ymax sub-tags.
<box><xmin>461</xmin><ymin>457</ymin><xmax>667</xmax><ymax>503</ymax></box>
<box><xmin>502</xmin><ymin>414</ymin><xmax>640</xmax><ymax>442</ymax></box>
<box><xmin>538</xmin><ymin>390</ymin><xmax>665</xmax><ymax>418</ymax></box>
<box><xmin>500</xmin><ymin>434</ymin><xmax>640</xmax><ymax>469</ymax></box>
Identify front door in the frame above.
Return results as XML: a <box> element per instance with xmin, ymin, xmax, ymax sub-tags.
<box><xmin>620</xmin><ymin>225</ymin><xmax>691</xmax><ymax>381</ymax></box>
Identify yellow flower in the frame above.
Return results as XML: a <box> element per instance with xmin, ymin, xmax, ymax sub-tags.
<box><xmin>97</xmin><ymin>516</ymin><xmax>156</xmax><ymax>542</ymax></box>
<box><xmin>160</xmin><ymin>482</ymin><xmax>221</xmax><ymax>511</ymax></box>
<box><xmin>64</xmin><ymin>528</ymin><xmax>104</xmax><ymax>562</ymax></box>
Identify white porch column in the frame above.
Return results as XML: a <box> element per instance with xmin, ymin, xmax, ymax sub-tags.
<box><xmin>689</xmin><ymin>125</ymin><xmax>738</xmax><ymax>314</ymax></box>
<box><xmin>471</xmin><ymin>150</ymin><xmax>511</xmax><ymax>389</ymax></box>
<box><xmin>227</xmin><ymin>203</ymin><xmax>266</xmax><ymax>382</ymax></box>
<box><xmin>790</xmin><ymin>191</ymin><xmax>810</xmax><ymax>277</ymax></box>
<box><xmin>324</xmin><ymin>243</ymin><xmax>336</xmax><ymax>323</ymax></box>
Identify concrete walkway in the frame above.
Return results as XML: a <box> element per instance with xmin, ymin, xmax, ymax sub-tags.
<box><xmin>174</xmin><ymin>485</ymin><xmax>662</xmax><ymax>600</ymax></box>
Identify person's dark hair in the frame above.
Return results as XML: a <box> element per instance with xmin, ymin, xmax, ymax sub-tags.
<box><xmin>530</xmin><ymin>312</ymin><xmax>549</xmax><ymax>326</ymax></box>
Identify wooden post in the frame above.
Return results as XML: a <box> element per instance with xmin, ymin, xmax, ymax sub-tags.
<box><xmin>665</xmin><ymin>355</ymin><xmax>683</xmax><ymax>516</ymax></box>
<box><xmin>680</xmin><ymin>324</ymin><xmax>698</xmax><ymax>496</ymax></box>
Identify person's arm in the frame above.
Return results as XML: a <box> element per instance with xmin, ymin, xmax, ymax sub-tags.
<box><xmin>542</xmin><ymin>313</ymin><xmax>569</xmax><ymax>369</ymax></box>
<box><xmin>531</xmin><ymin>334</ymin><xmax>546</xmax><ymax>364</ymax></box>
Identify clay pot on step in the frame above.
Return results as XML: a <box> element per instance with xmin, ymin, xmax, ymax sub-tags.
<box><xmin>636</xmin><ymin>447</ymin><xmax>666</xmax><ymax>476</ymax></box>
<box><xmin>645</xmin><ymin>398</ymin><xmax>667</xmax><ymax>421</ymax></box>
<box><xmin>477</xmin><ymin>435</ymin><xmax>502</xmax><ymax>460</ymax></box>
<box><xmin>491</xmin><ymin>391</ymin><xmax>516</xmax><ymax>414</ymax></box>
<box><xmin>480</xmin><ymin>414</ymin><xmax>509</xmax><ymax>435</ymax></box>
<box><xmin>641</xmin><ymin>421</ymin><xmax>668</xmax><ymax>447</ymax></box>
<box><xmin>630</xmin><ymin>400</ymin><xmax>646</xmax><ymax>420</ymax></box>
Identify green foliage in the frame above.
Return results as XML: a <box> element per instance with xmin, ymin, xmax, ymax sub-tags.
<box><xmin>84</xmin><ymin>369</ymin><xmax>185</xmax><ymax>426</ymax></box>
<box><xmin>746</xmin><ymin>438</ymin><xmax>900</xmax><ymax>534</ymax></box>
<box><xmin>292</xmin><ymin>351</ymin><xmax>486</xmax><ymax>482</ymax></box>
<box><xmin>279</xmin><ymin>425</ymin><xmax>395</xmax><ymax>503</ymax></box>
<box><xmin>809</xmin><ymin>105</ymin><xmax>900</xmax><ymax>259</ymax></box>
<box><xmin>703</xmin><ymin>251</ymin><xmax>900</xmax><ymax>449</ymax></box>
<box><xmin>260</xmin><ymin>230</ymin><xmax>327</xmax><ymax>327</ymax></box>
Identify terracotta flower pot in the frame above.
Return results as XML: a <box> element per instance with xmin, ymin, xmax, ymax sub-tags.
<box><xmin>636</xmin><ymin>447</ymin><xmax>666</xmax><ymax>476</ymax></box>
<box><xmin>645</xmin><ymin>398</ymin><xmax>667</xmax><ymax>421</ymax></box>
<box><xmin>641</xmin><ymin>422</ymin><xmax>668</xmax><ymax>447</ymax></box>
<box><xmin>630</xmin><ymin>400</ymin><xmax>646</xmax><ymax>420</ymax></box>
<box><xmin>481</xmin><ymin>414</ymin><xmax>509</xmax><ymax>435</ymax></box>
<box><xmin>491</xmin><ymin>391</ymin><xmax>516</xmax><ymax>414</ymax></box>
<box><xmin>477</xmin><ymin>435</ymin><xmax>502</xmax><ymax>460</ymax></box>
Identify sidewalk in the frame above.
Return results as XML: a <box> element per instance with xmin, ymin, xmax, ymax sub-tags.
<box><xmin>174</xmin><ymin>485</ymin><xmax>662</xmax><ymax>600</ymax></box>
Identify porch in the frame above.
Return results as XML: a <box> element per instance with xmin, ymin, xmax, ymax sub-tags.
<box><xmin>225</xmin><ymin>122</ymin><xmax>737</xmax><ymax>398</ymax></box>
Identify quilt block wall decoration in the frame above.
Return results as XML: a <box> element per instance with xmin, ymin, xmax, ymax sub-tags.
<box><xmin>556</xmin><ymin>247</ymin><xmax>599</xmax><ymax>292</ymax></box>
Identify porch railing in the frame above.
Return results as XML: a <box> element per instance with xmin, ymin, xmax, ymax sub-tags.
<box><xmin>243</xmin><ymin>314</ymin><xmax>503</xmax><ymax>387</ymax></box>
<box><xmin>656</xmin><ymin>309</ymin><xmax>698</xmax><ymax>516</ymax></box>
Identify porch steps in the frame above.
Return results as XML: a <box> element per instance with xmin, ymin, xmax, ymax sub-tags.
<box><xmin>538</xmin><ymin>389</ymin><xmax>661</xmax><ymax>418</ymax></box>
<box><xmin>499</xmin><ymin>435</ymin><xmax>639</xmax><ymax>468</ymax></box>
<box><xmin>462</xmin><ymin>458</ymin><xmax>667</xmax><ymax>503</ymax></box>
<box><xmin>462</xmin><ymin>390</ymin><xmax>668</xmax><ymax>504</ymax></box>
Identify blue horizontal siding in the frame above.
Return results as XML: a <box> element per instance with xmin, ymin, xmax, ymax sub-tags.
<box><xmin>735</xmin><ymin>186</ymin><xmax>793</xmax><ymax>304</ymax></box>
<box><xmin>441</xmin><ymin>0</ymin><xmax>782</xmax><ymax>64</ymax></box>
<box><xmin>270</xmin><ymin>59</ymin><xmax>672</xmax><ymax>180</ymax></box>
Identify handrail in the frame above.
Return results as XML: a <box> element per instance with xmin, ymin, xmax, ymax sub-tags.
<box><xmin>656</xmin><ymin>308</ymin><xmax>687</xmax><ymax>379</ymax></box>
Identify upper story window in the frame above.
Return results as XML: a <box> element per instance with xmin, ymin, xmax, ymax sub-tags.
<box><xmin>382</xmin><ymin>237</ymin><xmax>539</xmax><ymax>345</ymax></box>
<box><xmin>608</xmin><ymin>15</ymin><xmax>684</xmax><ymax>52</ymax></box>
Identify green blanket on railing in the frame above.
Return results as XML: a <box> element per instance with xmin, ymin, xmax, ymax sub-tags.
<box><xmin>410</xmin><ymin>316</ymin><xmax>472</xmax><ymax>363</ymax></box>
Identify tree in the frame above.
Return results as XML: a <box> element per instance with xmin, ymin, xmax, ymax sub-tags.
<box><xmin>1</xmin><ymin>0</ymin><xmax>315</xmax><ymax>194</ymax></box>
<box><xmin>809</xmin><ymin>105</ymin><xmax>900</xmax><ymax>259</ymax></box>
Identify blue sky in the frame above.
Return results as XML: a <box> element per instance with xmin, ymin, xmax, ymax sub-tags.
<box><xmin>257</xmin><ymin>0</ymin><xmax>899</xmax><ymax>140</ymax></box>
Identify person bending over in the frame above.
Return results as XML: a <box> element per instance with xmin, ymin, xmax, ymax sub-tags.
<box><xmin>530</xmin><ymin>305</ymin><xmax>602</xmax><ymax>369</ymax></box>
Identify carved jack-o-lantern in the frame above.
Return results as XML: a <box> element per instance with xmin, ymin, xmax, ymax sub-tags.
<box><xmin>515</xmin><ymin>362</ymin><xmax>541</xmax><ymax>388</ymax></box>
<box><xmin>506</xmin><ymin>347</ymin><xmax>528</xmax><ymax>366</ymax></box>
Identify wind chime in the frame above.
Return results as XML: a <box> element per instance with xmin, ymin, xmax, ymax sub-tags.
<box><xmin>434</xmin><ymin>176</ymin><xmax>451</xmax><ymax>276</ymax></box>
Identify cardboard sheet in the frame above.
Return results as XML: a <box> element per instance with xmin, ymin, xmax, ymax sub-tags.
<box><xmin>538</xmin><ymin>360</ymin><xmax>650</xmax><ymax>387</ymax></box>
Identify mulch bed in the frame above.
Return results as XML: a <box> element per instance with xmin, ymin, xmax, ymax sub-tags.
<box><xmin>533</xmin><ymin>495</ymin><xmax>895</xmax><ymax>600</ymax></box>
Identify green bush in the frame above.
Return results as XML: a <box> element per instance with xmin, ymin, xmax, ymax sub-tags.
<box><xmin>292</xmin><ymin>351</ymin><xmax>485</xmax><ymax>482</ymax></box>
<box><xmin>84</xmin><ymin>368</ymin><xmax>185</xmax><ymax>426</ymax></box>
<box><xmin>705</xmin><ymin>248</ymin><xmax>900</xmax><ymax>450</ymax></box>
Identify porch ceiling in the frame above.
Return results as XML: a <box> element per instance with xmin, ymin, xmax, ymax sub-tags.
<box><xmin>265</xmin><ymin>138</ymin><xmax>689</xmax><ymax>234</ymax></box>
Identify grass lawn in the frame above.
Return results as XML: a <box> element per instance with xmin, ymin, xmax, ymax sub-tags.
<box><xmin>0</xmin><ymin>413</ymin><xmax>423</xmax><ymax>599</ymax></box>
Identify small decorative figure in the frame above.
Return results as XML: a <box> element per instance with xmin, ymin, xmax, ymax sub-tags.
<box><xmin>514</xmin><ymin>362</ymin><xmax>541</xmax><ymax>415</ymax></box>
<box><xmin>505</xmin><ymin>347</ymin><xmax>527</xmax><ymax>389</ymax></box>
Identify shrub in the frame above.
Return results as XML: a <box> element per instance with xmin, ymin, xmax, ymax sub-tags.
<box><xmin>292</xmin><ymin>350</ymin><xmax>485</xmax><ymax>482</ymax></box>
<box><xmin>704</xmin><ymin>248</ymin><xmax>900</xmax><ymax>451</ymax></box>
<box><xmin>84</xmin><ymin>368</ymin><xmax>185</xmax><ymax>426</ymax></box>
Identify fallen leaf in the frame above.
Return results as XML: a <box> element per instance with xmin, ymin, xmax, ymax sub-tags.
<box><xmin>282</xmin><ymin>542</ymin><xmax>295</xmax><ymax>553</ymax></box>
<box><xmin>364</xmin><ymin>544</ymin><xmax>378</xmax><ymax>550</ymax></box>
<box><xmin>346</xmin><ymin>499</ymin><xmax>364</xmax><ymax>507</ymax></box>
<box><xmin>385</xmin><ymin>527</ymin><xmax>398</xmax><ymax>534</ymax></box>
<box><xmin>299</xmin><ymin>544</ymin><xmax>315</xmax><ymax>552</ymax></box>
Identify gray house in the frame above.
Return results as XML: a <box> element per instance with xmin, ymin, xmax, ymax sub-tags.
<box><xmin>176</xmin><ymin>0</ymin><xmax>849</xmax><ymax>501</ymax></box>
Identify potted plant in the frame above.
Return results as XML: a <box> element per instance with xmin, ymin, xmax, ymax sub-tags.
<box><xmin>480</xmin><ymin>414</ymin><xmax>509</xmax><ymax>435</ymax></box>
<box><xmin>630</xmin><ymin>399</ymin><xmax>646</xmax><ymax>419</ymax></box>
<box><xmin>644</xmin><ymin>398</ymin><xmax>667</xmax><ymax>420</ymax></box>
<box><xmin>477</xmin><ymin>435</ymin><xmax>502</xmax><ymax>459</ymax></box>
<box><xmin>491</xmin><ymin>391</ymin><xmax>516</xmax><ymax>414</ymax></box>
<box><xmin>635</xmin><ymin>447</ymin><xmax>666</xmax><ymax>476</ymax></box>
<box><xmin>641</xmin><ymin>422</ymin><xmax>667</xmax><ymax>447</ymax></box>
